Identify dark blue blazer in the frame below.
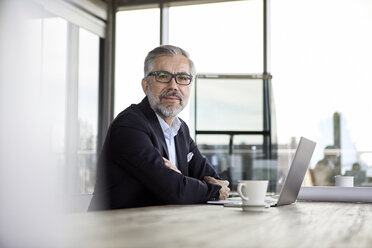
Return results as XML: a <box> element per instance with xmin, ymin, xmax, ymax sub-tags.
<box><xmin>89</xmin><ymin>97</ymin><xmax>221</xmax><ymax>210</ymax></box>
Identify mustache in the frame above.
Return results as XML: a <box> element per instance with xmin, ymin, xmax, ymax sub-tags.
<box><xmin>159</xmin><ymin>91</ymin><xmax>183</xmax><ymax>101</ymax></box>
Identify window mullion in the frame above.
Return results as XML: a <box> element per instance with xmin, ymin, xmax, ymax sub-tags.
<box><xmin>160</xmin><ymin>4</ymin><xmax>169</xmax><ymax>45</ymax></box>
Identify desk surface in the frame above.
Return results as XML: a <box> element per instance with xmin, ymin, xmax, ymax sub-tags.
<box><xmin>68</xmin><ymin>202</ymin><xmax>372</xmax><ymax>248</ymax></box>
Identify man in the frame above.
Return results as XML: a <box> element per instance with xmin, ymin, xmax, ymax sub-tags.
<box><xmin>312</xmin><ymin>145</ymin><xmax>340</xmax><ymax>186</ymax></box>
<box><xmin>89</xmin><ymin>45</ymin><xmax>230</xmax><ymax>210</ymax></box>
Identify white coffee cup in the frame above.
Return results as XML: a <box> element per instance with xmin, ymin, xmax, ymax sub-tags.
<box><xmin>335</xmin><ymin>175</ymin><xmax>354</xmax><ymax>187</ymax></box>
<box><xmin>237</xmin><ymin>180</ymin><xmax>268</xmax><ymax>206</ymax></box>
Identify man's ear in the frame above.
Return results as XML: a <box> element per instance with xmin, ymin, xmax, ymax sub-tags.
<box><xmin>141</xmin><ymin>78</ymin><xmax>149</xmax><ymax>96</ymax></box>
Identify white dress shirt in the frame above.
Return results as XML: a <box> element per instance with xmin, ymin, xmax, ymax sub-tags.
<box><xmin>155</xmin><ymin>113</ymin><xmax>182</xmax><ymax>168</ymax></box>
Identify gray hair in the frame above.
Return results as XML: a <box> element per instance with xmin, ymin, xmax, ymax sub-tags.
<box><xmin>144</xmin><ymin>45</ymin><xmax>196</xmax><ymax>78</ymax></box>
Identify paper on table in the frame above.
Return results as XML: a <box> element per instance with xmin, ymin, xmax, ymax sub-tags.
<box><xmin>298</xmin><ymin>186</ymin><xmax>372</xmax><ymax>203</ymax></box>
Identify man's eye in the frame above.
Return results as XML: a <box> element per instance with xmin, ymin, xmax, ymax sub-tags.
<box><xmin>157</xmin><ymin>72</ymin><xmax>170</xmax><ymax>80</ymax></box>
<box><xmin>177</xmin><ymin>75</ymin><xmax>188</xmax><ymax>81</ymax></box>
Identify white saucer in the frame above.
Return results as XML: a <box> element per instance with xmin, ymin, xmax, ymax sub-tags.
<box><xmin>242</xmin><ymin>204</ymin><xmax>266</xmax><ymax>207</ymax></box>
<box><xmin>242</xmin><ymin>204</ymin><xmax>270</xmax><ymax>212</ymax></box>
<box><xmin>224</xmin><ymin>202</ymin><xmax>269</xmax><ymax>208</ymax></box>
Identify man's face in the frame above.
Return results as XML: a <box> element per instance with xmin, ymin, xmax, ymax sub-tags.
<box><xmin>142</xmin><ymin>55</ymin><xmax>191</xmax><ymax>118</ymax></box>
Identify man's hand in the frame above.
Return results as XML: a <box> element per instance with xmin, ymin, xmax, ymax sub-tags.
<box><xmin>204</xmin><ymin>176</ymin><xmax>230</xmax><ymax>200</ymax></box>
<box><xmin>162</xmin><ymin>157</ymin><xmax>181</xmax><ymax>174</ymax></box>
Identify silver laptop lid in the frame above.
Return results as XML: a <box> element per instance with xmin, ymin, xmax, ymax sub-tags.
<box><xmin>276</xmin><ymin>137</ymin><xmax>316</xmax><ymax>206</ymax></box>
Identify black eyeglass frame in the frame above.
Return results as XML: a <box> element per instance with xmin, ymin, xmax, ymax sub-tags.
<box><xmin>147</xmin><ymin>70</ymin><xmax>193</xmax><ymax>85</ymax></box>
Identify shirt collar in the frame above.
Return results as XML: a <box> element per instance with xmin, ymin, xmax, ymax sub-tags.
<box><xmin>155</xmin><ymin>113</ymin><xmax>181</xmax><ymax>139</ymax></box>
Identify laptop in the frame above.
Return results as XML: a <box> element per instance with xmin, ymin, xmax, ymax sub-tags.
<box><xmin>208</xmin><ymin>137</ymin><xmax>316</xmax><ymax>207</ymax></box>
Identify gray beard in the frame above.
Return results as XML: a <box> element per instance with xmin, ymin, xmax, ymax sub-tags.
<box><xmin>147</xmin><ymin>89</ymin><xmax>185</xmax><ymax>118</ymax></box>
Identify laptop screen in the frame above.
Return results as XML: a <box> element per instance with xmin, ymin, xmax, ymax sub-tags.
<box><xmin>276</xmin><ymin>137</ymin><xmax>316</xmax><ymax>206</ymax></box>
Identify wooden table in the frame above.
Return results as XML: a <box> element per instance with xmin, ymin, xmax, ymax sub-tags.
<box><xmin>67</xmin><ymin>201</ymin><xmax>372</xmax><ymax>248</ymax></box>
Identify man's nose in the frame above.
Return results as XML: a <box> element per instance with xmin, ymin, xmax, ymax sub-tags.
<box><xmin>168</xmin><ymin>77</ymin><xmax>179</xmax><ymax>89</ymax></box>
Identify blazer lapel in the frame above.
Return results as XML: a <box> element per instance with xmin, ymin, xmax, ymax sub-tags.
<box><xmin>138</xmin><ymin>97</ymin><xmax>169</xmax><ymax>158</ymax></box>
<box><xmin>175</xmin><ymin>129</ymin><xmax>188</xmax><ymax>176</ymax></box>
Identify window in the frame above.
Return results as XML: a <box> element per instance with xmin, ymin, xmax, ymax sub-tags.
<box><xmin>195</xmin><ymin>77</ymin><xmax>263</xmax><ymax>131</ymax></box>
<box><xmin>271</xmin><ymin>0</ymin><xmax>372</xmax><ymax>187</ymax></box>
<box><xmin>77</xmin><ymin>28</ymin><xmax>99</xmax><ymax>194</ymax></box>
<box><xmin>42</xmin><ymin>17</ymin><xmax>68</xmax><ymax>156</ymax></box>
<box><xmin>2</xmin><ymin>4</ymin><xmax>101</xmax><ymax>196</ymax></box>
<box><xmin>115</xmin><ymin>8</ymin><xmax>160</xmax><ymax>116</ymax></box>
<box><xmin>169</xmin><ymin>1</ymin><xmax>263</xmax><ymax>74</ymax></box>
<box><xmin>0</xmin><ymin>2</ymin><xmax>103</xmax><ymax>245</ymax></box>
<box><xmin>38</xmin><ymin>19</ymin><xmax>100</xmax><ymax>195</ymax></box>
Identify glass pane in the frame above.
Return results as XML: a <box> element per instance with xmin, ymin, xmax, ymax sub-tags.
<box><xmin>197</xmin><ymin>134</ymin><xmax>231</xmax><ymax>180</ymax></box>
<box><xmin>77</xmin><ymin>28</ymin><xmax>99</xmax><ymax>194</ymax></box>
<box><xmin>42</xmin><ymin>17</ymin><xmax>68</xmax><ymax>154</ymax></box>
<box><xmin>197</xmin><ymin>134</ymin><xmax>230</xmax><ymax>173</ymax></box>
<box><xmin>197</xmin><ymin>134</ymin><xmax>275</xmax><ymax>191</ymax></box>
<box><xmin>233</xmin><ymin>135</ymin><xmax>263</xmax><ymax>150</ymax></box>
<box><xmin>271</xmin><ymin>0</ymin><xmax>372</xmax><ymax>187</ymax></box>
<box><xmin>115</xmin><ymin>9</ymin><xmax>160</xmax><ymax>116</ymax></box>
<box><xmin>234</xmin><ymin>135</ymin><xmax>277</xmax><ymax>191</ymax></box>
<box><xmin>0</xmin><ymin>5</ymin><xmax>70</xmax><ymax>247</ymax></box>
<box><xmin>169</xmin><ymin>0</ymin><xmax>263</xmax><ymax>74</ymax></box>
<box><xmin>196</xmin><ymin>77</ymin><xmax>263</xmax><ymax>131</ymax></box>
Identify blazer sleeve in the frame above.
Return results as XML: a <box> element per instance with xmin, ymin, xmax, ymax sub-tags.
<box><xmin>109</xmin><ymin>117</ymin><xmax>221</xmax><ymax>204</ymax></box>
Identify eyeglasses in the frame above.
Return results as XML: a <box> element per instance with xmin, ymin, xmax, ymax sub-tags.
<box><xmin>147</xmin><ymin>71</ymin><xmax>193</xmax><ymax>85</ymax></box>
